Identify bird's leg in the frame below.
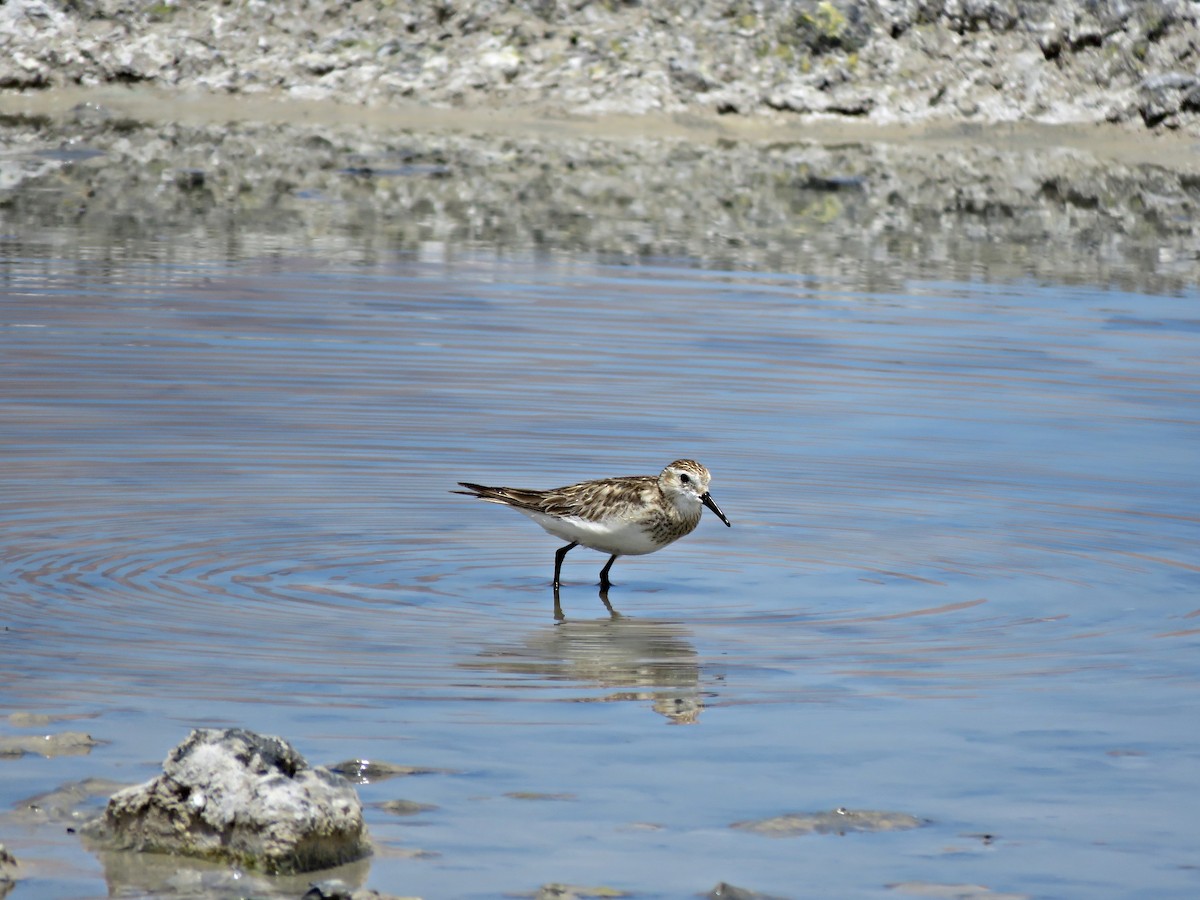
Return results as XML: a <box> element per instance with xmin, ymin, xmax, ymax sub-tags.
<box><xmin>599</xmin><ymin>554</ymin><xmax>618</xmax><ymax>589</ymax></box>
<box><xmin>553</xmin><ymin>541</ymin><xmax>578</xmax><ymax>588</ymax></box>
<box><xmin>553</xmin><ymin>582</ymin><xmax>565</xmax><ymax>623</ymax></box>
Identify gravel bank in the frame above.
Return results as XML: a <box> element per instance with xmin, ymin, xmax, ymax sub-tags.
<box><xmin>2</xmin><ymin>2</ymin><xmax>1198</xmax><ymax>292</ymax></box>
<box><xmin>2</xmin><ymin>0</ymin><xmax>1199</xmax><ymax>132</ymax></box>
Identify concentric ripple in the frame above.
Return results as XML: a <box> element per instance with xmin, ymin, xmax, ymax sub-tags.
<box><xmin>1</xmin><ymin>252</ymin><xmax>1197</xmax><ymax>716</ymax></box>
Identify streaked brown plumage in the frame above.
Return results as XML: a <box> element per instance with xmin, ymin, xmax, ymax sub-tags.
<box><xmin>454</xmin><ymin>459</ymin><xmax>731</xmax><ymax>588</ymax></box>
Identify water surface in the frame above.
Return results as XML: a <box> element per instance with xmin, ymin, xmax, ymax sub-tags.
<box><xmin>1</xmin><ymin>241</ymin><xmax>1198</xmax><ymax>898</ymax></box>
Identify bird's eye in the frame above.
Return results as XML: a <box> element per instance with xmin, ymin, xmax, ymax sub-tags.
<box><xmin>679</xmin><ymin>473</ymin><xmax>691</xmax><ymax>484</ymax></box>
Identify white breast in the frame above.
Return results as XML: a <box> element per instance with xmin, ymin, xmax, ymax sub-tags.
<box><xmin>519</xmin><ymin>510</ymin><xmax>667</xmax><ymax>556</ymax></box>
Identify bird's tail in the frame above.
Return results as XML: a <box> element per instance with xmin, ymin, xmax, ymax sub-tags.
<box><xmin>452</xmin><ymin>482</ymin><xmax>544</xmax><ymax>511</ymax></box>
<box><xmin>452</xmin><ymin>481</ymin><xmax>500</xmax><ymax>499</ymax></box>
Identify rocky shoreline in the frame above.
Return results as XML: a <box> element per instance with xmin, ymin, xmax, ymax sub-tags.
<box><xmin>2</xmin><ymin>0</ymin><xmax>1199</xmax><ymax>292</ymax></box>
<box><xmin>2</xmin><ymin>96</ymin><xmax>1197</xmax><ymax>293</ymax></box>
<box><xmin>2</xmin><ymin>0</ymin><xmax>1199</xmax><ymax>132</ymax></box>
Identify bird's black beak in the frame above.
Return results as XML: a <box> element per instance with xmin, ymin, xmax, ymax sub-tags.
<box><xmin>702</xmin><ymin>492</ymin><xmax>731</xmax><ymax>527</ymax></box>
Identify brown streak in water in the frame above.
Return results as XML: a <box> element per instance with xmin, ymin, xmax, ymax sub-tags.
<box><xmin>1111</xmin><ymin>551</ymin><xmax>1200</xmax><ymax>573</ymax></box>
<box><xmin>1007</xmin><ymin>543</ymin><xmax>1153</xmax><ymax>576</ymax></box>
<box><xmin>829</xmin><ymin>598</ymin><xmax>987</xmax><ymax>624</ymax></box>
<box><xmin>850</xmin><ymin>567</ymin><xmax>948</xmax><ymax>586</ymax></box>
<box><xmin>1062</xmin><ymin>505</ymin><xmax>1200</xmax><ymax>525</ymax></box>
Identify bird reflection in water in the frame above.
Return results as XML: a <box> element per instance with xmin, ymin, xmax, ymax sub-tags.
<box><xmin>465</xmin><ymin>594</ymin><xmax>708</xmax><ymax>724</ymax></box>
<box><xmin>554</xmin><ymin>582</ymin><xmax>620</xmax><ymax>622</ymax></box>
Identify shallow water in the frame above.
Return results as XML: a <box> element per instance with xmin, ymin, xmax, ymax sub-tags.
<box><xmin>1</xmin><ymin>236</ymin><xmax>1198</xmax><ymax>899</ymax></box>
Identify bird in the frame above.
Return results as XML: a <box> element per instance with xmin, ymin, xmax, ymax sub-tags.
<box><xmin>454</xmin><ymin>459</ymin><xmax>731</xmax><ymax>588</ymax></box>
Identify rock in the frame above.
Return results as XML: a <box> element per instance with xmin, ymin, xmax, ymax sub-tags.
<box><xmin>708</xmin><ymin>883</ymin><xmax>790</xmax><ymax>900</ymax></box>
<box><xmin>1138</xmin><ymin>72</ymin><xmax>1200</xmax><ymax>127</ymax></box>
<box><xmin>479</xmin><ymin>44</ymin><xmax>522</xmax><ymax>82</ymax></box>
<box><xmin>82</xmin><ymin>728</ymin><xmax>370</xmax><ymax>875</ymax></box>
<box><xmin>669</xmin><ymin>59</ymin><xmax>717</xmax><ymax>94</ymax></box>
<box><xmin>300</xmin><ymin>880</ymin><xmax>425</xmax><ymax>900</ymax></box>
<box><xmin>173</xmin><ymin>168</ymin><xmax>207</xmax><ymax>191</ymax></box>
<box><xmin>303</xmin><ymin>879</ymin><xmax>393</xmax><ymax>900</ymax></box>
<box><xmin>0</xmin><ymin>843</ymin><xmax>17</xmax><ymax>886</ymax></box>
<box><xmin>303</xmin><ymin>880</ymin><xmax>355</xmax><ymax>900</ymax></box>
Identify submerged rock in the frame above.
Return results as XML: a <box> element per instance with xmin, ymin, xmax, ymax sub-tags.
<box><xmin>302</xmin><ymin>879</ymin><xmax>422</xmax><ymax>900</ymax></box>
<box><xmin>533</xmin><ymin>885</ymin><xmax>626</xmax><ymax>900</ymax></box>
<box><xmin>327</xmin><ymin>759</ymin><xmax>455</xmax><ymax>782</ymax></box>
<box><xmin>887</xmin><ymin>882</ymin><xmax>1030</xmax><ymax>899</ymax></box>
<box><xmin>83</xmin><ymin>728</ymin><xmax>370</xmax><ymax>875</ymax></box>
<box><xmin>0</xmin><ymin>731</ymin><xmax>102</xmax><ymax>758</ymax></box>
<box><xmin>708</xmin><ymin>883</ymin><xmax>790</xmax><ymax>900</ymax></box>
<box><xmin>12</xmin><ymin>777</ymin><xmax>126</xmax><ymax>827</ymax></box>
<box><xmin>731</xmin><ymin>807</ymin><xmax>924</xmax><ymax>836</ymax></box>
<box><xmin>377</xmin><ymin>799</ymin><xmax>438</xmax><ymax>816</ymax></box>
<box><xmin>0</xmin><ymin>844</ymin><xmax>17</xmax><ymax>893</ymax></box>
<box><xmin>7</xmin><ymin>711</ymin><xmax>95</xmax><ymax>728</ymax></box>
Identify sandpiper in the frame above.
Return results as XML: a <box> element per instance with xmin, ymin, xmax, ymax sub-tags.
<box><xmin>454</xmin><ymin>459</ymin><xmax>731</xmax><ymax>588</ymax></box>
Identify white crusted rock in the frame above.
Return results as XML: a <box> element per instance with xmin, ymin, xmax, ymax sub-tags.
<box><xmin>84</xmin><ymin>729</ymin><xmax>370</xmax><ymax>875</ymax></box>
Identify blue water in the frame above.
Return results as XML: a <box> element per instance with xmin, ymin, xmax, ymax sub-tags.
<box><xmin>1</xmin><ymin>247</ymin><xmax>1198</xmax><ymax>898</ymax></box>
